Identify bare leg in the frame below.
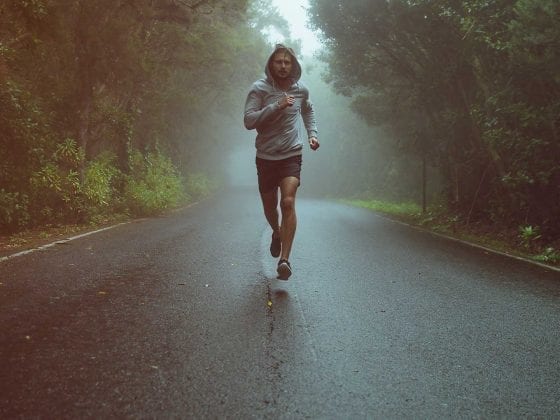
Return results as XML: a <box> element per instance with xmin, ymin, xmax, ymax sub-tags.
<box><xmin>260</xmin><ymin>188</ymin><xmax>281</xmax><ymax>239</ymax></box>
<box><xmin>279</xmin><ymin>176</ymin><xmax>299</xmax><ymax>261</ymax></box>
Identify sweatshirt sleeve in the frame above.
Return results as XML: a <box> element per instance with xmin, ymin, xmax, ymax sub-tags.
<box><xmin>244</xmin><ymin>86</ymin><xmax>281</xmax><ymax>131</ymax></box>
<box><xmin>301</xmin><ymin>97</ymin><xmax>318</xmax><ymax>139</ymax></box>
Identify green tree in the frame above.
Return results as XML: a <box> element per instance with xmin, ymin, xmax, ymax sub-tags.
<box><xmin>0</xmin><ymin>0</ymin><xmax>274</xmax><ymax>232</ymax></box>
<box><xmin>309</xmin><ymin>0</ymin><xmax>560</xmax><ymax>241</ymax></box>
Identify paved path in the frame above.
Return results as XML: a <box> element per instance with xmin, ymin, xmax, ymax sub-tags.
<box><xmin>1</xmin><ymin>188</ymin><xmax>559</xmax><ymax>418</ymax></box>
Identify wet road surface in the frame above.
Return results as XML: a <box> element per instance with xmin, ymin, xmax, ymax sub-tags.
<box><xmin>1</xmin><ymin>187</ymin><xmax>560</xmax><ymax>418</ymax></box>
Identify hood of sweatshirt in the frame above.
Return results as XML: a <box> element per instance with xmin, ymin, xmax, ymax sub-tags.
<box><xmin>264</xmin><ymin>44</ymin><xmax>302</xmax><ymax>85</ymax></box>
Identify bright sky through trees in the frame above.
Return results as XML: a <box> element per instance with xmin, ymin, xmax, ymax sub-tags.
<box><xmin>270</xmin><ymin>0</ymin><xmax>321</xmax><ymax>56</ymax></box>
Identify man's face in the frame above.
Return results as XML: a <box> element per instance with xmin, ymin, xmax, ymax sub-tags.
<box><xmin>271</xmin><ymin>51</ymin><xmax>292</xmax><ymax>80</ymax></box>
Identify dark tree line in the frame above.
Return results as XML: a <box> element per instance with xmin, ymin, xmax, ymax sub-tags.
<box><xmin>308</xmin><ymin>0</ymin><xmax>559</xmax><ymax>243</ymax></box>
<box><xmin>0</xmin><ymin>0</ymin><xmax>272</xmax><ymax>231</ymax></box>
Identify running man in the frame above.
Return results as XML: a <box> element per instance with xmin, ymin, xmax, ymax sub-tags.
<box><xmin>244</xmin><ymin>44</ymin><xmax>320</xmax><ymax>280</ymax></box>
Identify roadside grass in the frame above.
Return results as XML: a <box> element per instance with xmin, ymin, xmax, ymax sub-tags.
<box><xmin>342</xmin><ymin>199</ymin><xmax>422</xmax><ymax>219</ymax></box>
<box><xmin>343</xmin><ymin>198</ymin><xmax>560</xmax><ymax>269</ymax></box>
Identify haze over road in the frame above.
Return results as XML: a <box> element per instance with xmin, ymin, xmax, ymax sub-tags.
<box><xmin>1</xmin><ymin>187</ymin><xmax>559</xmax><ymax>418</ymax></box>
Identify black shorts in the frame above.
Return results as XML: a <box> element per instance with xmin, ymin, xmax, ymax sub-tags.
<box><xmin>256</xmin><ymin>155</ymin><xmax>302</xmax><ymax>193</ymax></box>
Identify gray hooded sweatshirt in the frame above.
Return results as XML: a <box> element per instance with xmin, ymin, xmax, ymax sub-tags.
<box><xmin>244</xmin><ymin>46</ymin><xmax>318</xmax><ymax>161</ymax></box>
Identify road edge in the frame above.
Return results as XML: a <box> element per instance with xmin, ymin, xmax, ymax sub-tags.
<box><xmin>372</xmin><ymin>211</ymin><xmax>560</xmax><ymax>274</ymax></box>
<box><xmin>0</xmin><ymin>202</ymin><xmax>200</xmax><ymax>264</ymax></box>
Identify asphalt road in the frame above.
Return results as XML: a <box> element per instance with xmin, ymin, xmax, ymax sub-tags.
<box><xmin>1</xmin><ymin>187</ymin><xmax>559</xmax><ymax>419</ymax></box>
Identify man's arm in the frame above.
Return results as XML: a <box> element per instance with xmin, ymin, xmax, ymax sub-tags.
<box><xmin>244</xmin><ymin>88</ymin><xmax>282</xmax><ymax>130</ymax></box>
<box><xmin>301</xmin><ymin>96</ymin><xmax>317</xmax><ymax>137</ymax></box>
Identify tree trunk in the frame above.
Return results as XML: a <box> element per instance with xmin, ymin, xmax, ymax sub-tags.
<box><xmin>422</xmin><ymin>154</ymin><xmax>427</xmax><ymax>213</ymax></box>
<box><xmin>464</xmin><ymin>56</ymin><xmax>506</xmax><ymax>178</ymax></box>
<box><xmin>74</xmin><ymin>2</ymin><xmax>95</xmax><ymax>175</ymax></box>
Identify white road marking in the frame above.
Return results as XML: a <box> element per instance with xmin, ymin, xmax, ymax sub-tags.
<box><xmin>0</xmin><ymin>223</ymin><xmax>129</xmax><ymax>263</ymax></box>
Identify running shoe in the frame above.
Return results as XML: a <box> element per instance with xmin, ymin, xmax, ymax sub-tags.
<box><xmin>277</xmin><ymin>259</ymin><xmax>292</xmax><ymax>280</ymax></box>
<box><xmin>270</xmin><ymin>233</ymin><xmax>281</xmax><ymax>258</ymax></box>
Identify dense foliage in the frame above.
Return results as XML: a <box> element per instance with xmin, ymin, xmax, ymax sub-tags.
<box><xmin>308</xmin><ymin>0</ymin><xmax>560</xmax><ymax>243</ymax></box>
<box><xmin>0</xmin><ymin>0</ymin><xmax>272</xmax><ymax>232</ymax></box>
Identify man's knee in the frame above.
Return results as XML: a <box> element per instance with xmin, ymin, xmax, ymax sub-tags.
<box><xmin>280</xmin><ymin>195</ymin><xmax>295</xmax><ymax>212</ymax></box>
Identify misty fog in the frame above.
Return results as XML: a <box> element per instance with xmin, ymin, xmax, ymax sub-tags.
<box><xmin>223</xmin><ymin>59</ymin><xmax>441</xmax><ymax>205</ymax></box>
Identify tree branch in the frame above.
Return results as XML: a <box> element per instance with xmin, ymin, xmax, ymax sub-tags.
<box><xmin>177</xmin><ymin>0</ymin><xmax>211</xmax><ymax>10</ymax></box>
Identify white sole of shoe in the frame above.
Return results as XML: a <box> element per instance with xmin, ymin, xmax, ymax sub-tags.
<box><xmin>277</xmin><ymin>262</ymin><xmax>292</xmax><ymax>280</ymax></box>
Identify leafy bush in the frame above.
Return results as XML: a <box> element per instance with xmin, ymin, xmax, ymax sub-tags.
<box><xmin>83</xmin><ymin>152</ymin><xmax>121</xmax><ymax>213</ymax></box>
<box><xmin>29</xmin><ymin>139</ymin><xmax>84</xmax><ymax>224</ymax></box>
<box><xmin>0</xmin><ymin>190</ymin><xmax>30</xmax><ymax>232</ymax></box>
<box><xmin>519</xmin><ymin>225</ymin><xmax>541</xmax><ymax>248</ymax></box>
<box><xmin>185</xmin><ymin>172</ymin><xmax>215</xmax><ymax>200</ymax></box>
<box><xmin>125</xmin><ymin>149</ymin><xmax>185</xmax><ymax>216</ymax></box>
<box><xmin>534</xmin><ymin>248</ymin><xmax>560</xmax><ymax>265</ymax></box>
